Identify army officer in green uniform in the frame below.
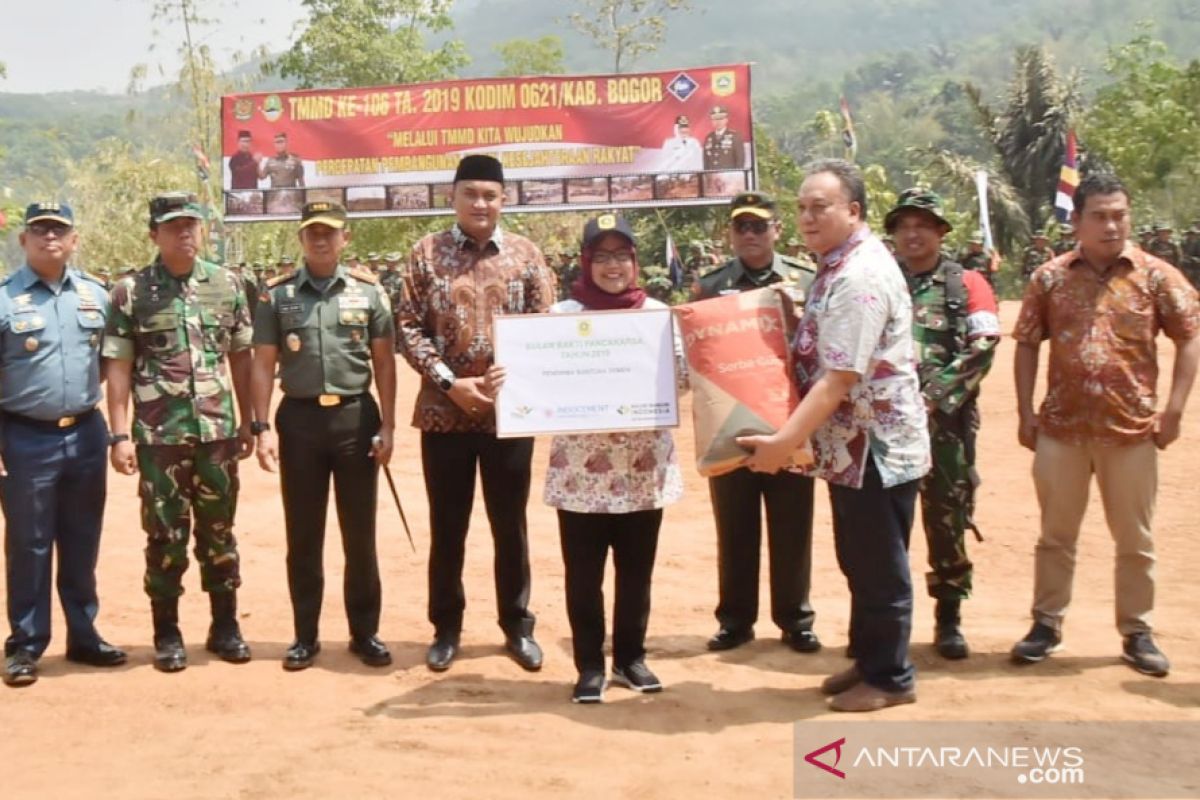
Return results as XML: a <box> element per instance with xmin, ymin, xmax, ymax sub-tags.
<box><xmin>250</xmin><ymin>201</ymin><xmax>397</xmax><ymax>672</ymax></box>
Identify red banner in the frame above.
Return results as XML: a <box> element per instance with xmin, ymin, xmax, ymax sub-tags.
<box><xmin>220</xmin><ymin>64</ymin><xmax>754</xmax><ymax>221</ymax></box>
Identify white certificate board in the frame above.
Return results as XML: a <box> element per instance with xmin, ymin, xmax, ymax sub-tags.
<box><xmin>494</xmin><ymin>308</ymin><xmax>680</xmax><ymax>438</ymax></box>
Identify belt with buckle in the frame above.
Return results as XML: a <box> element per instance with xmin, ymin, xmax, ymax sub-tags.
<box><xmin>286</xmin><ymin>394</ymin><xmax>364</xmax><ymax>407</ymax></box>
<box><xmin>2</xmin><ymin>408</ymin><xmax>97</xmax><ymax>431</ymax></box>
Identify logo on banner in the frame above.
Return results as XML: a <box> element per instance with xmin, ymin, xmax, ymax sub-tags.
<box><xmin>712</xmin><ymin>70</ymin><xmax>736</xmax><ymax>97</ymax></box>
<box><xmin>233</xmin><ymin>98</ymin><xmax>254</xmax><ymax>121</ymax></box>
<box><xmin>667</xmin><ymin>72</ymin><xmax>699</xmax><ymax>102</ymax></box>
<box><xmin>261</xmin><ymin>94</ymin><xmax>284</xmax><ymax>122</ymax></box>
<box><xmin>577</xmin><ymin>319</ymin><xmax>593</xmax><ymax>338</ymax></box>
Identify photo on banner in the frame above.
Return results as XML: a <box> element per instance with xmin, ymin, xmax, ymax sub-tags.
<box><xmin>220</xmin><ymin>64</ymin><xmax>755</xmax><ymax>221</ymax></box>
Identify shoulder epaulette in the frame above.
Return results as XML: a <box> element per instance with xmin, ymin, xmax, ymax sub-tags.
<box><xmin>348</xmin><ymin>266</ymin><xmax>379</xmax><ymax>284</ymax></box>
<box><xmin>80</xmin><ymin>271</ymin><xmax>108</xmax><ymax>286</ymax></box>
<box><xmin>265</xmin><ymin>273</ymin><xmax>295</xmax><ymax>288</ymax></box>
<box><xmin>780</xmin><ymin>255</ymin><xmax>816</xmax><ymax>272</ymax></box>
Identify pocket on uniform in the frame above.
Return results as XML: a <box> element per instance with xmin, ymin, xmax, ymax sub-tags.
<box><xmin>135</xmin><ymin>312</ymin><xmax>181</xmax><ymax>354</ymax></box>
<box><xmin>6</xmin><ymin>314</ymin><xmax>47</xmax><ymax>359</ymax></box>
<box><xmin>338</xmin><ymin>309</ymin><xmax>370</xmax><ymax>349</ymax></box>
<box><xmin>199</xmin><ymin>309</ymin><xmax>234</xmax><ymax>353</ymax></box>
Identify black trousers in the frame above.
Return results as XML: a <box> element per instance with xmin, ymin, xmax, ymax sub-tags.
<box><xmin>709</xmin><ymin>467</ymin><xmax>815</xmax><ymax>633</ymax></box>
<box><xmin>277</xmin><ymin>395</ymin><xmax>382</xmax><ymax>644</ymax></box>
<box><xmin>558</xmin><ymin>508</ymin><xmax>662</xmax><ymax>673</ymax></box>
<box><xmin>829</xmin><ymin>457</ymin><xmax>919</xmax><ymax>694</ymax></box>
<box><xmin>421</xmin><ymin>432</ymin><xmax>535</xmax><ymax>639</ymax></box>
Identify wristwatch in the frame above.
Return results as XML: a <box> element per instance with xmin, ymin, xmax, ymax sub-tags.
<box><xmin>250</xmin><ymin>421</ymin><xmax>271</xmax><ymax>435</ymax></box>
<box><xmin>432</xmin><ymin>361</ymin><xmax>456</xmax><ymax>393</ymax></box>
<box><xmin>108</xmin><ymin>433</ymin><xmax>130</xmax><ymax>447</ymax></box>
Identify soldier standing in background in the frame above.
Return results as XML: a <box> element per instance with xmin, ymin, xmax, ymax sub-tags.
<box><xmin>1137</xmin><ymin>226</ymin><xmax>1154</xmax><ymax>252</ymax></box>
<box><xmin>1053</xmin><ymin>224</ymin><xmax>1075</xmax><ymax>255</ymax></box>
<box><xmin>1148</xmin><ymin>222</ymin><xmax>1182</xmax><ymax>267</ymax></box>
<box><xmin>103</xmin><ymin>192</ymin><xmax>255</xmax><ymax>673</ymax></box>
<box><xmin>1022</xmin><ymin>230</ymin><xmax>1054</xmax><ymax>281</ymax></box>
<box><xmin>886</xmin><ymin>189</ymin><xmax>1001</xmax><ymax>660</ymax></box>
<box><xmin>1182</xmin><ymin>225</ymin><xmax>1200</xmax><ymax>289</ymax></box>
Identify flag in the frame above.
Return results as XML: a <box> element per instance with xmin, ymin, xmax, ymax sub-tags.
<box><xmin>666</xmin><ymin>232</ymin><xmax>684</xmax><ymax>289</ymax></box>
<box><xmin>1054</xmin><ymin>130</ymin><xmax>1079</xmax><ymax>223</ymax></box>
<box><xmin>192</xmin><ymin>144</ymin><xmax>211</xmax><ymax>182</ymax></box>
<box><xmin>839</xmin><ymin>96</ymin><xmax>857</xmax><ymax>161</ymax></box>
<box><xmin>974</xmin><ymin>169</ymin><xmax>995</xmax><ymax>253</ymax></box>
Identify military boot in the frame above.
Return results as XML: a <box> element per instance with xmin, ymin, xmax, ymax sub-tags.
<box><xmin>206</xmin><ymin>591</ymin><xmax>252</xmax><ymax>664</ymax></box>
<box><xmin>152</xmin><ymin>599</ymin><xmax>187</xmax><ymax>673</ymax></box>
<box><xmin>934</xmin><ymin>599</ymin><xmax>969</xmax><ymax>660</ymax></box>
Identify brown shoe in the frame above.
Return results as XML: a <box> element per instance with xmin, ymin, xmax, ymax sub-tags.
<box><xmin>828</xmin><ymin>682</ymin><xmax>916</xmax><ymax>713</ymax></box>
<box><xmin>819</xmin><ymin>665</ymin><xmax>862</xmax><ymax>695</ymax></box>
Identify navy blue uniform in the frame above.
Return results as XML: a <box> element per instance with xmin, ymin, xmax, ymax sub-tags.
<box><xmin>0</xmin><ymin>263</ymin><xmax>109</xmax><ymax>658</ymax></box>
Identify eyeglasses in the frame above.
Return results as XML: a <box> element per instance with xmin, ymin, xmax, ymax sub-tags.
<box><xmin>27</xmin><ymin>222</ymin><xmax>73</xmax><ymax>238</ymax></box>
<box><xmin>591</xmin><ymin>250</ymin><xmax>635</xmax><ymax>266</ymax></box>
<box><xmin>733</xmin><ymin>219</ymin><xmax>771</xmax><ymax>235</ymax></box>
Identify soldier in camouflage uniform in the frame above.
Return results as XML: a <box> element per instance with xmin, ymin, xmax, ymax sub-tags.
<box><xmin>886</xmin><ymin>188</ymin><xmax>1001</xmax><ymax>660</ymax></box>
<box><xmin>1148</xmin><ymin>222</ymin><xmax>1182</xmax><ymax>267</ymax></box>
<box><xmin>1137</xmin><ymin>225</ymin><xmax>1154</xmax><ymax>252</ymax></box>
<box><xmin>1053</xmin><ymin>224</ymin><xmax>1075</xmax><ymax>255</ymax></box>
<box><xmin>379</xmin><ymin>251</ymin><xmax>405</xmax><ymax>312</ymax></box>
<box><xmin>1021</xmin><ymin>230</ymin><xmax>1054</xmax><ymax>281</ymax></box>
<box><xmin>103</xmin><ymin>192</ymin><xmax>255</xmax><ymax>673</ymax></box>
<box><xmin>959</xmin><ymin>233</ymin><xmax>992</xmax><ymax>286</ymax></box>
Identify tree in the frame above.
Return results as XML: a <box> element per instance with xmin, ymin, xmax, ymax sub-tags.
<box><xmin>493</xmin><ymin>36</ymin><xmax>566</xmax><ymax>77</ymax></box>
<box><xmin>567</xmin><ymin>0</ymin><xmax>692</xmax><ymax>73</ymax></box>
<box><xmin>274</xmin><ymin>0</ymin><xmax>469</xmax><ymax>89</ymax></box>
<box><xmin>919</xmin><ymin>46</ymin><xmax>1082</xmax><ymax>255</ymax></box>
<box><xmin>1084</xmin><ymin>33</ymin><xmax>1200</xmax><ymax>215</ymax></box>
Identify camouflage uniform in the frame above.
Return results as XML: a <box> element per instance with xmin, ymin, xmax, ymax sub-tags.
<box><xmin>959</xmin><ymin>241</ymin><xmax>991</xmax><ymax>287</ymax></box>
<box><xmin>103</xmin><ymin>257</ymin><xmax>253</xmax><ymax>600</ymax></box>
<box><xmin>1021</xmin><ymin>240</ymin><xmax>1054</xmax><ymax>281</ymax></box>
<box><xmin>905</xmin><ymin>258</ymin><xmax>999</xmax><ymax>602</ymax></box>
<box><xmin>1147</xmin><ymin>225</ymin><xmax>1182</xmax><ymax>267</ymax></box>
<box><xmin>1182</xmin><ymin>228</ymin><xmax>1200</xmax><ymax>289</ymax></box>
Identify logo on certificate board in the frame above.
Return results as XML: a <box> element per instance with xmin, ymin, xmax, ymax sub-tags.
<box><xmin>233</xmin><ymin>98</ymin><xmax>254</xmax><ymax>121</ymax></box>
<box><xmin>261</xmin><ymin>94</ymin><xmax>284</xmax><ymax>122</ymax></box>
<box><xmin>577</xmin><ymin>319</ymin><xmax>592</xmax><ymax>337</ymax></box>
<box><xmin>667</xmin><ymin>73</ymin><xmax>698</xmax><ymax>102</ymax></box>
<box><xmin>712</xmin><ymin>71</ymin><xmax>736</xmax><ymax>97</ymax></box>
<box><xmin>511</xmin><ymin>405</ymin><xmax>533</xmax><ymax>419</ymax></box>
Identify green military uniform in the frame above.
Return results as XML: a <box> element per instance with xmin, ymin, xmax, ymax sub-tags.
<box><xmin>1052</xmin><ymin>225</ymin><xmax>1075</xmax><ymax>256</ymax></box>
<box><xmin>1021</xmin><ymin>236</ymin><xmax>1054</xmax><ymax>280</ymax></box>
<box><xmin>886</xmin><ymin>188</ymin><xmax>1001</xmax><ymax>659</ymax></box>
<box><xmin>959</xmin><ymin>234</ymin><xmax>991</xmax><ymax>287</ymax></box>
<box><xmin>378</xmin><ymin>252</ymin><xmax>405</xmax><ymax>316</ymax></box>
<box><xmin>1147</xmin><ymin>223</ymin><xmax>1182</xmax><ymax>267</ymax></box>
<box><xmin>104</xmin><ymin>253</ymin><xmax>252</xmax><ymax>601</ymax></box>
<box><xmin>693</xmin><ymin>252</ymin><xmax>816</xmax><ymax>301</ymax></box>
<box><xmin>253</xmin><ymin>247</ymin><xmax>394</xmax><ymax>649</ymax></box>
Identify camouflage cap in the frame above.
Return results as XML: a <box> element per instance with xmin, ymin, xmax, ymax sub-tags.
<box><xmin>1155</xmin><ymin>220</ymin><xmax>1173</xmax><ymax>232</ymax></box>
<box><xmin>384</xmin><ymin>251</ymin><xmax>402</xmax><ymax>262</ymax></box>
<box><xmin>366</xmin><ymin>251</ymin><xmax>381</xmax><ymax>261</ymax></box>
<box><xmin>150</xmin><ymin>192</ymin><xmax>204</xmax><ymax>225</ymax></box>
<box><xmin>884</xmin><ymin>187</ymin><xmax>952</xmax><ymax>233</ymax></box>
<box><xmin>1059</xmin><ymin>224</ymin><xmax>1074</xmax><ymax>235</ymax></box>
<box><xmin>1031</xmin><ymin>228</ymin><xmax>1047</xmax><ymax>240</ymax></box>
<box><xmin>968</xmin><ymin>232</ymin><xmax>984</xmax><ymax>244</ymax></box>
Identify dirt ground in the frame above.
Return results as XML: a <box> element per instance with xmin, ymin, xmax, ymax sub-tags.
<box><xmin>2</xmin><ymin>301</ymin><xmax>1197</xmax><ymax>800</ymax></box>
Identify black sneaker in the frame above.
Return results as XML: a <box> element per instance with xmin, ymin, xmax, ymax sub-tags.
<box><xmin>1010</xmin><ymin>622</ymin><xmax>1062</xmax><ymax>664</ymax></box>
<box><xmin>1122</xmin><ymin>632</ymin><xmax>1169</xmax><ymax>677</ymax></box>
<box><xmin>611</xmin><ymin>660</ymin><xmax>663</xmax><ymax>693</ymax></box>
<box><xmin>572</xmin><ymin>670</ymin><xmax>605</xmax><ymax>704</ymax></box>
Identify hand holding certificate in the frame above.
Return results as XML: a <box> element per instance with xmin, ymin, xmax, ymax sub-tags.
<box><xmin>493</xmin><ymin>307</ymin><xmax>680</xmax><ymax>438</ymax></box>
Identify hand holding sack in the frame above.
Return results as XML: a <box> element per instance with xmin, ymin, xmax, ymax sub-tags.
<box><xmin>676</xmin><ymin>287</ymin><xmax>812</xmax><ymax>476</ymax></box>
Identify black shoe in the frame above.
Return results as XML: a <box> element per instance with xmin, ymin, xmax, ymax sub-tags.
<box><xmin>426</xmin><ymin>636</ymin><xmax>459</xmax><ymax>672</ymax></box>
<box><xmin>782</xmin><ymin>629</ymin><xmax>822</xmax><ymax>654</ymax></box>
<box><xmin>572</xmin><ymin>670</ymin><xmax>606</xmax><ymax>704</ymax></box>
<box><xmin>934</xmin><ymin>599</ymin><xmax>969</xmax><ymax>660</ymax></box>
<box><xmin>1122</xmin><ymin>632</ymin><xmax>1169</xmax><ymax>677</ymax></box>
<box><xmin>611</xmin><ymin>660</ymin><xmax>663</xmax><ymax>693</ymax></box>
<box><xmin>65</xmin><ymin>640</ymin><xmax>127</xmax><ymax>667</ymax></box>
<box><xmin>283</xmin><ymin>641</ymin><xmax>321</xmax><ymax>671</ymax></box>
<box><xmin>153</xmin><ymin>634</ymin><xmax>188</xmax><ymax>673</ymax></box>
<box><xmin>3</xmin><ymin>651</ymin><xmax>38</xmax><ymax>687</ymax></box>
<box><xmin>706</xmin><ymin>627</ymin><xmax>754</xmax><ymax>652</ymax></box>
<box><xmin>206</xmin><ymin>592</ymin><xmax>251</xmax><ymax>664</ymax></box>
<box><xmin>1010</xmin><ymin>622</ymin><xmax>1062</xmax><ymax>664</ymax></box>
<box><xmin>505</xmin><ymin>635</ymin><xmax>544</xmax><ymax>672</ymax></box>
<box><xmin>350</xmin><ymin>636</ymin><xmax>392</xmax><ymax>668</ymax></box>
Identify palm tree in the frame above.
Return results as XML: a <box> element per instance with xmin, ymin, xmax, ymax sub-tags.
<box><xmin>920</xmin><ymin>46</ymin><xmax>1082</xmax><ymax>255</ymax></box>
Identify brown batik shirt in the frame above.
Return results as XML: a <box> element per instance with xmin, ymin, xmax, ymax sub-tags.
<box><xmin>1012</xmin><ymin>244</ymin><xmax>1200</xmax><ymax>446</ymax></box>
<box><xmin>397</xmin><ymin>224</ymin><xmax>556</xmax><ymax>433</ymax></box>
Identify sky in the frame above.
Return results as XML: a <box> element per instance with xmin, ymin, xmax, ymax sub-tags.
<box><xmin>0</xmin><ymin>0</ymin><xmax>308</xmax><ymax>94</ymax></box>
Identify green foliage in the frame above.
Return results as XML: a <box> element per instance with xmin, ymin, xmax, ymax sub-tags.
<box><xmin>494</xmin><ymin>36</ymin><xmax>566</xmax><ymax>77</ymax></box>
<box><xmin>273</xmin><ymin>0</ymin><xmax>470</xmax><ymax>89</ymax></box>
<box><xmin>1084</xmin><ymin>33</ymin><xmax>1200</xmax><ymax>220</ymax></box>
<box><xmin>63</xmin><ymin>139</ymin><xmax>197</xmax><ymax>270</ymax></box>
<box><xmin>566</xmin><ymin>0</ymin><xmax>691</xmax><ymax>73</ymax></box>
